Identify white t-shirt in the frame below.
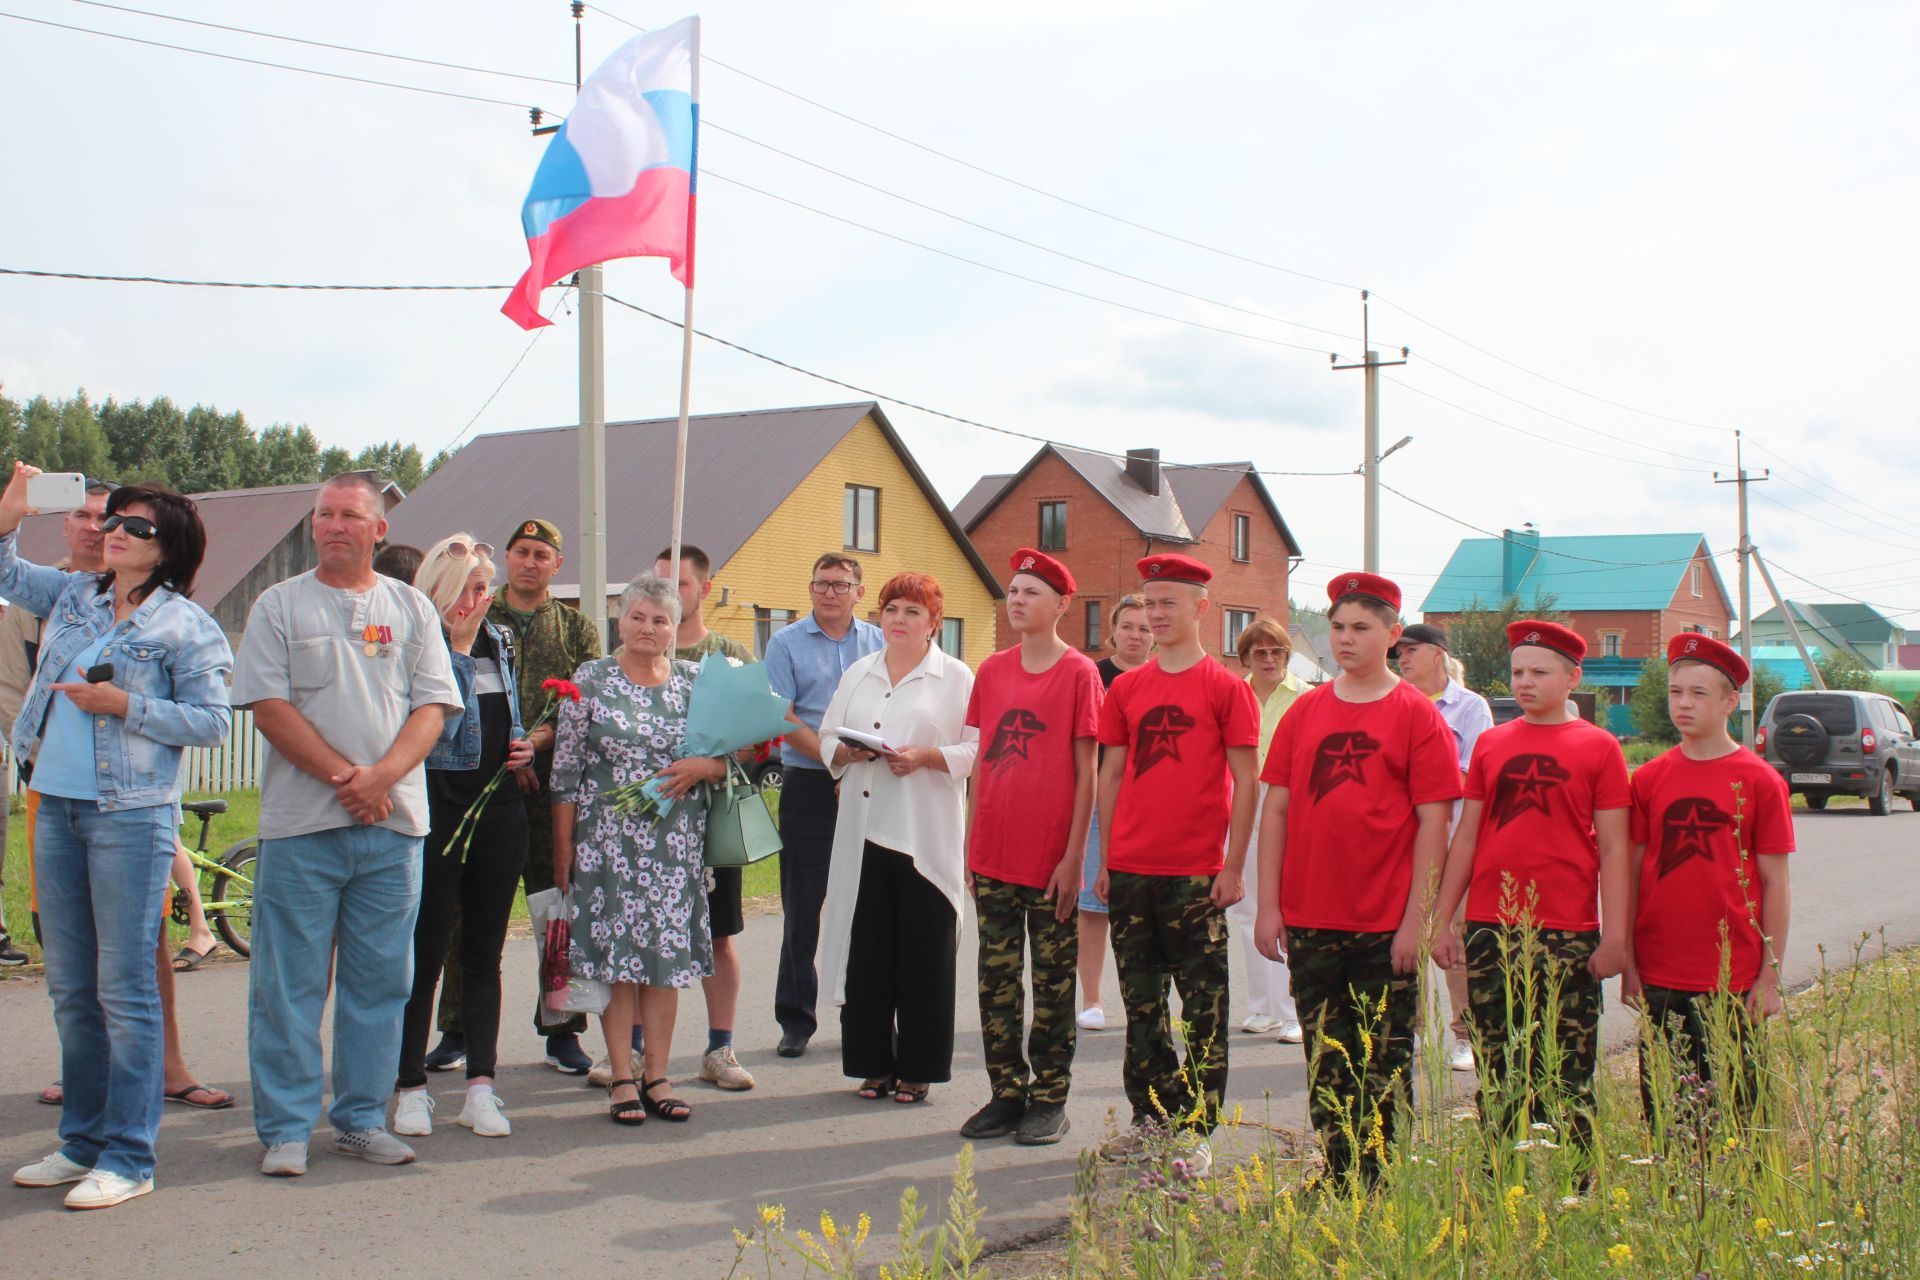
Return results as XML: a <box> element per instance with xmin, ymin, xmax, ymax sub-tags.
<box><xmin>232</xmin><ymin>570</ymin><xmax>460</xmax><ymax>839</ymax></box>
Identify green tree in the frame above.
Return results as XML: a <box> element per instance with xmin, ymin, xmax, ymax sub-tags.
<box><xmin>54</xmin><ymin>391</ymin><xmax>111</xmax><ymax>479</ymax></box>
<box><xmin>99</xmin><ymin>395</ymin><xmax>191</xmax><ymax>485</ymax></box>
<box><xmin>317</xmin><ymin>446</ymin><xmax>355</xmax><ymax>477</ymax></box>
<box><xmin>1443</xmin><ymin>592</ymin><xmax>1569</xmax><ymax>695</ymax></box>
<box><xmin>1629</xmin><ymin>658</ymin><xmax>1679</xmax><ymax>745</ymax></box>
<box><xmin>1743</xmin><ymin>663</ymin><xmax>1785</xmax><ymax>736</ymax></box>
<box><xmin>178</xmin><ymin>406</ymin><xmax>258</xmax><ymax>493</ymax></box>
<box><xmin>1817</xmin><ymin>648</ymin><xmax>1879</xmax><ymax>691</ymax></box>
<box><xmin>250</xmin><ymin>424</ymin><xmax>324</xmax><ymax>486</ymax></box>
<box><xmin>16</xmin><ymin>396</ymin><xmax>62</xmax><ymax>468</ymax></box>
<box><xmin>0</xmin><ymin>386</ymin><xmax>22</xmax><ymax>469</ymax></box>
<box><xmin>351</xmin><ymin>441</ymin><xmax>424</xmax><ymax>493</ymax></box>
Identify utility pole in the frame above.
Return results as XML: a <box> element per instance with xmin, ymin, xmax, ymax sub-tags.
<box><xmin>1714</xmin><ymin>430</ymin><xmax>1768</xmax><ymax>744</ymax></box>
<box><xmin>1752</xmin><ymin>547</ymin><xmax>1828</xmax><ymax>691</ymax></box>
<box><xmin>1333</xmin><ymin>290</ymin><xmax>1408</xmax><ymax>573</ymax></box>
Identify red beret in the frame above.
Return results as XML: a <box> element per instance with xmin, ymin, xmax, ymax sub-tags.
<box><xmin>1327</xmin><ymin>571</ymin><xmax>1401</xmax><ymax>613</ymax></box>
<box><xmin>1507</xmin><ymin>619</ymin><xmax>1586</xmax><ymax>664</ymax></box>
<box><xmin>1008</xmin><ymin>547</ymin><xmax>1075</xmax><ymax>596</ymax></box>
<box><xmin>1138</xmin><ymin>553</ymin><xmax>1213</xmax><ymax>586</ymax></box>
<box><xmin>1667</xmin><ymin>632</ymin><xmax>1749</xmax><ymax>688</ymax></box>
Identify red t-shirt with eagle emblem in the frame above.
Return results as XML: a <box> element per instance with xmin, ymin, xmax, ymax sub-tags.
<box><xmin>1629</xmin><ymin>746</ymin><xmax>1793</xmax><ymax>992</ymax></box>
<box><xmin>1263</xmin><ymin>679</ymin><xmax>1463</xmax><ymax>931</ymax></box>
<box><xmin>965</xmin><ymin>645</ymin><xmax>1104</xmax><ymax>888</ymax></box>
<box><xmin>1097</xmin><ymin>656</ymin><xmax>1260</xmax><ymax>876</ymax></box>
<box><xmin>1462</xmin><ymin>718</ymin><xmax>1631</xmax><ymax>930</ymax></box>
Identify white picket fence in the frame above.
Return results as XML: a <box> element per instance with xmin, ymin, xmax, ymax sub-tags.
<box><xmin>3</xmin><ymin>708</ymin><xmax>266</xmax><ymax>797</ymax></box>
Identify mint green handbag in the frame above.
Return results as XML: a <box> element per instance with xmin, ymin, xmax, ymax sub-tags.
<box><xmin>703</xmin><ymin>758</ymin><xmax>783</xmax><ymax>867</ymax></box>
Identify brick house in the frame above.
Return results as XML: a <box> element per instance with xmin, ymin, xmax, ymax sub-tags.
<box><xmin>952</xmin><ymin>445</ymin><xmax>1302</xmax><ymax>662</ymax></box>
<box><xmin>1419</xmin><ymin>525</ymin><xmax>1731</xmax><ymax>732</ymax></box>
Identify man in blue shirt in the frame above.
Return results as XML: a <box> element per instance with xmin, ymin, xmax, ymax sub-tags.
<box><xmin>763</xmin><ymin>552</ymin><xmax>882</xmax><ymax>1058</ymax></box>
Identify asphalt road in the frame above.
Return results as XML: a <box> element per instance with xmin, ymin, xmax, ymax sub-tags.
<box><xmin>1</xmin><ymin>806</ymin><xmax>1915</xmax><ymax>1275</ymax></box>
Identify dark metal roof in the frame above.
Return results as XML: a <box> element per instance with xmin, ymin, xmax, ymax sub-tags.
<box><xmin>383</xmin><ymin>401</ymin><xmax>1001</xmax><ymax>599</ymax></box>
<box><xmin>1164</xmin><ymin>462</ymin><xmax>1303</xmax><ymax>557</ymax></box>
<box><xmin>951</xmin><ymin>473</ymin><xmax>1013</xmax><ymax>530</ymax></box>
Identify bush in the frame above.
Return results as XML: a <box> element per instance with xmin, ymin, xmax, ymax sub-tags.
<box><xmin>1628</xmin><ymin>660</ymin><xmax>1679</xmax><ymax>744</ymax></box>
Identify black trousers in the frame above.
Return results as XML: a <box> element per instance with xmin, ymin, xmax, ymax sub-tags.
<box><xmin>841</xmin><ymin>842</ymin><xmax>957</xmax><ymax>1084</ymax></box>
<box><xmin>774</xmin><ymin>768</ymin><xmax>839</xmax><ymax>1038</ymax></box>
<box><xmin>396</xmin><ymin>796</ymin><xmax>528</xmax><ymax>1087</ymax></box>
<box><xmin>1638</xmin><ymin>984</ymin><xmax>1761</xmax><ymax>1127</ymax></box>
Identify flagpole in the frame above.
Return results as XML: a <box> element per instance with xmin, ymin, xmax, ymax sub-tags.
<box><xmin>667</xmin><ymin>283</ymin><xmax>693</xmax><ymax>612</ymax></box>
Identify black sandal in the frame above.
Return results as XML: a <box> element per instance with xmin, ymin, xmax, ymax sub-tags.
<box><xmin>856</xmin><ymin>1077</ymin><xmax>893</xmax><ymax>1101</ymax></box>
<box><xmin>641</xmin><ymin>1077</ymin><xmax>692</xmax><ymax>1122</ymax></box>
<box><xmin>607</xmin><ymin>1078</ymin><xmax>645</xmax><ymax>1126</ymax></box>
<box><xmin>893</xmin><ymin>1082</ymin><xmax>931</xmax><ymax>1105</ymax></box>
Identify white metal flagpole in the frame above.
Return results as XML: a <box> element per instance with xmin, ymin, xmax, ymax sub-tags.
<box><xmin>667</xmin><ymin>284</ymin><xmax>693</xmax><ymax>606</ymax></box>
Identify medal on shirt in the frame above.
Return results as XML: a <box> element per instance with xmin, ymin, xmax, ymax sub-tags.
<box><xmin>361</xmin><ymin>622</ymin><xmax>393</xmax><ymax>658</ymax></box>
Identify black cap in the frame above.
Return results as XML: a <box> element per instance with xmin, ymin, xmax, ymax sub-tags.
<box><xmin>1389</xmin><ymin>622</ymin><xmax>1449</xmax><ymax>660</ymax></box>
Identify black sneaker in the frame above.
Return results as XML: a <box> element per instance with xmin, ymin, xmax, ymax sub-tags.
<box><xmin>0</xmin><ymin>935</ymin><xmax>28</xmax><ymax>966</ymax></box>
<box><xmin>1016</xmin><ymin>1102</ymin><xmax>1070</xmax><ymax>1146</ymax></box>
<box><xmin>958</xmin><ymin>1096</ymin><xmax>1026</xmax><ymax>1140</ymax></box>
<box><xmin>545</xmin><ymin>1033</ymin><xmax>592</xmax><ymax>1075</ymax></box>
<box><xmin>423</xmin><ymin>1032</ymin><xmax>466</xmax><ymax>1072</ymax></box>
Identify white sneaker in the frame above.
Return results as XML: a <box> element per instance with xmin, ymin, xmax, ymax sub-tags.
<box><xmin>586</xmin><ymin>1061</ymin><xmax>615</xmax><ymax>1089</ymax></box>
<box><xmin>1448</xmin><ymin>1039</ymin><xmax>1476</xmax><ymax>1073</ymax></box>
<box><xmin>393</xmin><ymin>1089</ymin><xmax>436</xmax><ymax>1137</ymax></box>
<box><xmin>13</xmin><ymin>1151</ymin><xmax>92</xmax><ymax>1187</ymax></box>
<box><xmin>1276</xmin><ymin>1020</ymin><xmax>1304</xmax><ymax>1044</ymax></box>
<box><xmin>63</xmin><ymin>1170</ymin><xmax>153</xmax><ymax>1210</ymax></box>
<box><xmin>700</xmin><ymin>1045</ymin><xmax>755</xmax><ymax>1090</ymax></box>
<box><xmin>1172</xmin><ymin>1133</ymin><xmax>1214</xmax><ymax>1179</ymax></box>
<box><xmin>457</xmin><ymin>1089</ymin><xmax>511</xmax><ymax>1138</ymax></box>
<box><xmin>1240</xmin><ymin>1014</ymin><xmax>1282</xmax><ymax>1034</ymax></box>
<box><xmin>329</xmin><ymin>1129</ymin><xmax>416</xmax><ymax>1165</ymax></box>
<box><xmin>1076</xmin><ymin>1006</ymin><xmax>1106</xmax><ymax>1030</ymax></box>
<box><xmin>260</xmin><ymin>1142</ymin><xmax>308</xmax><ymax>1177</ymax></box>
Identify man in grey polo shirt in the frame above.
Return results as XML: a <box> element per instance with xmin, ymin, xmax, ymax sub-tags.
<box><xmin>233</xmin><ymin>473</ymin><xmax>461</xmax><ymax>1177</ymax></box>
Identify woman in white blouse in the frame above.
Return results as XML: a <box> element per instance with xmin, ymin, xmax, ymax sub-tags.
<box><xmin>816</xmin><ymin>572</ymin><xmax>977</xmax><ymax>1105</ymax></box>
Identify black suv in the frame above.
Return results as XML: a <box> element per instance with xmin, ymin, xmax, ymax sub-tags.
<box><xmin>1758</xmin><ymin>690</ymin><xmax>1920</xmax><ymax>815</ymax></box>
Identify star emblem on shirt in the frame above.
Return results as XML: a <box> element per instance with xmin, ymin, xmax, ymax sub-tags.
<box><xmin>1309</xmin><ymin>731</ymin><xmax>1380</xmax><ymax>801</ymax></box>
<box><xmin>1132</xmin><ymin>704</ymin><xmax>1195</xmax><ymax>775</ymax></box>
<box><xmin>1489</xmin><ymin>753</ymin><xmax>1571</xmax><ymax>829</ymax></box>
<box><xmin>984</xmin><ymin>708</ymin><xmax>1047</xmax><ymax>765</ymax></box>
<box><xmin>1656</xmin><ymin>796</ymin><xmax>1731</xmax><ymax>878</ymax></box>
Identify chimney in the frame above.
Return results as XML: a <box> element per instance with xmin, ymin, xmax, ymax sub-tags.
<box><xmin>1125</xmin><ymin>447</ymin><xmax>1162</xmax><ymax>496</ymax></box>
<box><xmin>1501</xmin><ymin>522</ymin><xmax>1541</xmax><ymax>596</ymax></box>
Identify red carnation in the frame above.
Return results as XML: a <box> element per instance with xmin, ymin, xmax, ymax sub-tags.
<box><xmin>542</xmin><ymin>677</ymin><xmax>583</xmax><ymax>702</ymax></box>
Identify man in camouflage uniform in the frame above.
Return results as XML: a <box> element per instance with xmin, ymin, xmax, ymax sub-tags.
<box><xmin>1464</xmin><ymin>927</ymin><xmax>1601</xmax><ymax>1152</ymax></box>
<box><xmin>958</xmin><ymin>549</ymin><xmax>1102</xmax><ymax>1147</ymax></box>
<box><xmin>431</xmin><ymin>517</ymin><xmax>603</xmax><ymax>1074</ymax></box>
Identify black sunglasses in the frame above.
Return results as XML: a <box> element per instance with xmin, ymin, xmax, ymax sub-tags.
<box><xmin>102</xmin><ymin>514</ymin><xmax>159</xmax><ymax>540</ymax></box>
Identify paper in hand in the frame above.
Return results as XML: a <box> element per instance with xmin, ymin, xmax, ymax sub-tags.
<box><xmin>833</xmin><ymin>726</ymin><xmax>902</xmax><ymax>757</ymax></box>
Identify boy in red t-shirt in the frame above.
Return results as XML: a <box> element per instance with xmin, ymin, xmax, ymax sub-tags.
<box><xmin>1625</xmin><ymin>634</ymin><xmax>1792</xmax><ymax>1123</ymax></box>
<box><xmin>1095</xmin><ymin>554</ymin><xmax>1259</xmax><ymax>1167</ymax></box>
<box><xmin>960</xmin><ymin>549</ymin><xmax>1103</xmax><ymax>1148</ymax></box>
<box><xmin>1432</xmin><ymin>621</ymin><xmax>1630</xmax><ymax>1167</ymax></box>
<box><xmin>1254</xmin><ymin>572</ymin><xmax>1460</xmax><ymax>1186</ymax></box>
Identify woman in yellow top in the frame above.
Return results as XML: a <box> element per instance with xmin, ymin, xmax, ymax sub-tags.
<box><xmin>1229</xmin><ymin>616</ymin><xmax>1306</xmax><ymax>1041</ymax></box>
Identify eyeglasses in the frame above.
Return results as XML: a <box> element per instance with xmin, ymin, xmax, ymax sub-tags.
<box><xmin>447</xmin><ymin>540</ymin><xmax>495</xmax><ymax>560</ymax></box>
<box><xmin>102</xmin><ymin>514</ymin><xmax>158</xmax><ymax>541</ymax></box>
<box><xmin>1247</xmin><ymin>646</ymin><xmax>1289</xmax><ymax>661</ymax></box>
<box><xmin>810</xmin><ymin>579</ymin><xmax>857</xmax><ymax>596</ymax></box>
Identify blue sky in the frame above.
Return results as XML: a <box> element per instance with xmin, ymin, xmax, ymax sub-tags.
<box><xmin>2</xmin><ymin>1</ymin><xmax>1916</xmax><ymax>621</ymax></box>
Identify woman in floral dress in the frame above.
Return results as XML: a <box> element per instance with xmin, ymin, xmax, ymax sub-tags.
<box><xmin>551</xmin><ymin>573</ymin><xmax>725</xmax><ymax>1126</ymax></box>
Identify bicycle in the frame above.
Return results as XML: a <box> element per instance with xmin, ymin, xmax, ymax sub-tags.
<box><xmin>170</xmin><ymin>798</ymin><xmax>258</xmax><ymax>959</ymax></box>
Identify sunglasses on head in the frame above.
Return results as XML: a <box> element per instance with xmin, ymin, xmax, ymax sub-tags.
<box><xmin>447</xmin><ymin>540</ymin><xmax>494</xmax><ymax>560</ymax></box>
<box><xmin>101</xmin><ymin>514</ymin><xmax>158</xmax><ymax>540</ymax></box>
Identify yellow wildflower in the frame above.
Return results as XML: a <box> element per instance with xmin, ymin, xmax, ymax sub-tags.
<box><xmin>760</xmin><ymin>1203</ymin><xmax>786</xmax><ymax>1230</ymax></box>
<box><xmin>856</xmin><ymin>1213</ymin><xmax>871</xmax><ymax>1247</ymax></box>
<box><xmin>1425</xmin><ymin>1216</ymin><xmax>1453</xmax><ymax>1255</ymax></box>
<box><xmin>1534</xmin><ymin>1210</ymin><xmax>1549</xmax><ymax>1251</ymax></box>
<box><xmin>1855</xmin><ymin>1201</ymin><xmax>1867</xmax><ymax>1220</ymax></box>
<box><xmin>1724</xmin><ymin>1135</ymin><xmax>1742</xmax><ymax>1152</ymax></box>
<box><xmin>1755</xmin><ymin>1217</ymin><xmax>1773</xmax><ymax>1236</ymax></box>
<box><xmin>1612</xmin><ymin>1188</ymin><xmax>1631</xmax><ymax>1211</ymax></box>
<box><xmin>1608</xmin><ymin>1243</ymin><xmax>1632</xmax><ymax>1267</ymax></box>
<box><xmin>820</xmin><ymin>1211</ymin><xmax>838</xmax><ymax>1242</ymax></box>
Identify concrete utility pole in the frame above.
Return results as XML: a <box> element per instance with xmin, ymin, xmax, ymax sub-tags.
<box><xmin>1753</xmin><ymin>547</ymin><xmax>1828</xmax><ymax>691</ymax></box>
<box><xmin>1715</xmin><ymin>430</ymin><xmax>1769</xmax><ymax>744</ymax></box>
<box><xmin>1333</xmin><ymin>291</ymin><xmax>1408</xmax><ymax>573</ymax></box>
<box><xmin>566</xmin><ymin>1</ymin><xmax>611</xmax><ymax>648</ymax></box>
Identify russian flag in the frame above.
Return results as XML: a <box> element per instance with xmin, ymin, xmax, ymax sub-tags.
<box><xmin>502</xmin><ymin>16</ymin><xmax>699</xmax><ymax>330</ymax></box>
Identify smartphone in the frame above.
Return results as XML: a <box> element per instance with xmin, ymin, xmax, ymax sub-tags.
<box><xmin>26</xmin><ymin>472</ymin><xmax>86</xmax><ymax>512</ymax></box>
<box><xmin>84</xmin><ymin>662</ymin><xmax>115</xmax><ymax>684</ymax></box>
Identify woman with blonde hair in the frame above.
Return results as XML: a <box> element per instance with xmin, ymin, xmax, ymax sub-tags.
<box><xmin>1230</xmin><ymin>615</ymin><xmax>1304</xmax><ymax>1041</ymax></box>
<box><xmin>391</xmin><ymin>534</ymin><xmax>533</xmax><ymax>1140</ymax></box>
<box><xmin>1077</xmin><ymin>595</ymin><xmax>1151</xmax><ymax>1031</ymax></box>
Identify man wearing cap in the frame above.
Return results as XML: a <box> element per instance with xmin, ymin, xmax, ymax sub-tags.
<box><xmin>958</xmin><ymin>549</ymin><xmax>1102</xmax><ymax>1148</ymax></box>
<box><xmin>1094</xmin><ymin>553</ymin><xmax>1259</xmax><ymax>1174</ymax></box>
<box><xmin>485</xmin><ymin>517</ymin><xmax>603</xmax><ymax>1075</ymax></box>
<box><xmin>1391</xmin><ymin>621</ymin><xmax>1493</xmax><ymax>1072</ymax></box>
<box><xmin>1430</xmin><ymin>620</ymin><xmax>1631</xmax><ymax>1170</ymax></box>
<box><xmin>1621</xmin><ymin>633</ymin><xmax>1792</xmax><ymax>1126</ymax></box>
<box><xmin>1253</xmin><ymin>572</ymin><xmax>1462</xmax><ymax>1187</ymax></box>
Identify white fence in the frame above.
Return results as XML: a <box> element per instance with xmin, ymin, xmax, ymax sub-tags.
<box><xmin>4</xmin><ymin>708</ymin><xmax>266</xmax><ymax>797</ymax></box>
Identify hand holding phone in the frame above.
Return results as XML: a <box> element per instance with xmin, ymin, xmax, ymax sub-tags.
<box><xmin>85</xmin><ymin>662</ymin><xmax>116</xmax><ymax>684</ymax></box>
<box><xmin>26</xmin><ymin>472</ymin><xmax>87</xmax><ymax>512</ymax></box>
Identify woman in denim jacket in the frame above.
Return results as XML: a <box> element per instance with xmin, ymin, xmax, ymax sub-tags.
<box><xmin>391</xmin><ymin>534</ymin><xmax>532</xmax><ymax>1140</ymax></box>
<box><xmin>0</xmin><ymin>465</ymin><xmax>231</xmax><ymax>1210</ymax></box>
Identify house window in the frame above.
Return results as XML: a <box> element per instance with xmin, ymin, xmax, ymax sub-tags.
<box><xmin>1232</xmin><ymin>513</ymin><xmax>1251</xmax><ymax>562</ymax></box>
<box><xmin>753</xmin><ymin>607</ymin><xmax>795</xmax><ymax>658</ymax></box>
<box><xmin>1038</xmin><ymin>501</ymin><xmax>1067</xmax><ymax>551</ymax></box>
<box><xmin>1707</xmin><ymin>627</ymin><xmax>1720</xmax><ymax>640</ymax></box>
<box><xmin>1600</xmin><ymin>631</ymin><xmax>1623</xmax><ymax>658</ymax></box>
<box><xmin>939</xmin><ymin>618</ymin><xmax>964</xmax><ymax>658</ymax></box>
<box><xmin>1689</xmin><ymin>564</ymin><xmax>1703</xmax><ymax>598</ymax></box>
<box><xmin>1084</xmin><ymin>599</ymin><xmax>1102</xmax><ymax>650</ymax></box>
<box><xmin>1224</xmin><ymin>608</ymin><xmax>1256</xmax><ymax>654</ymax></box>
<box><xmin>844</xmin><ymin>485</ymin><xmax>879</xmax><ymax>552</ymax></box>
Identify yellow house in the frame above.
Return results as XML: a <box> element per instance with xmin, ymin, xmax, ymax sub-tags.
<box><xmin>386</xmin><ymin>402</ymin><xmax>1001</xmax><ymax>668</ymax></box>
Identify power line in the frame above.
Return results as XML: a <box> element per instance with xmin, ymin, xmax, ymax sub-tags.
<box><xmin>1377</xmin><ymin>480</ymin><xmax>1733</xmax><ymax>568</ymax></box>
<box><xmin>0</xmin><ymin>8</ymin><xmax>560</xmax><ymax>114</ymax></box>
<box><xmin>1758</xmin><ymin>555</ymin><xmax>1920</xmax><ymax>619</ymax></box>
<box><xmin>436</xmin><ymin>286</ymin><xmax>573</xmax><ymax>459</ymax></box>
<box><xmin>1382</xmin><ymin>374</ymin><xmax>1716</xmax><ymax>475</ymax></box>
<box><xmin>1743</xmin><ymin>437</ymin><xmax>1920</xmax><ymax>538</ymax></box>
<box><xmin>1751</xmin><ymin>489</ymin><xmax>1920</xmax><ymax>555</ymax></box>
<box><xmin>0</xmin><ymin>266</ymin><xmax>503</xmax><ymax>291</ymax></box>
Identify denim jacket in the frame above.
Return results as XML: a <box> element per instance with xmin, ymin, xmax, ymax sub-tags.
<box><xmin>0</xmin><ymin>530</ymin><xmax>233</xmax><ymax>810</ymax></box>
<box><xmin>425</xmin><ymin>617</ymin><xmax>525</xmax><ymax>772</ymax></box>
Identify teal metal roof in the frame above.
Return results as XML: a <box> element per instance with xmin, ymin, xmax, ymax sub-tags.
<box><xmin>1419</xmin><ymin>532</ymin><xmax>1727</xmax><ymax>614</ymax></box>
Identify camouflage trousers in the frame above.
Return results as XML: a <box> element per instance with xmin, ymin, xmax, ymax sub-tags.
<box><xmin>1106</xmin><ymin>872</ymin><xmax>1229</xmax><ymax>1131</ymax></box>
<box><xmin>1288</xmin><ymin>927</ymin><xmax>1416</xmax><ymax>1184</ymax></box>
<box><xmin>1638</xmin><ymin>983</ymin><xmax>1761</xmax><ymax>1131</ymax></box>
<box><xmin>1465</xmin><ymin>925</ymin><xmax>1601</xmax><ymax>1158</ymax></box>
<box><xmin>974</xmin><ymin>874</ymin><xmax>1078</xmax><ymax>1106</ymax></box>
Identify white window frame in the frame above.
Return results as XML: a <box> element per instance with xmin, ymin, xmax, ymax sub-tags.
<box><xmin>844</xmin><ymin>484</ymin><xmax>879</xmax><ymax>553</ymax></box>
<box><xmin>1600</xmin><ymin>630</ymin><xmax>1624</xmax><ymax>658</ymax></box>
<box><xmin>1224</xmin><ymin>608</ymin><xmax>1256</xmax><ymax>653</ymax></box>
<box><xmin>1689</xmin><ymin>563</ymin><xmax>1703</xmax><ymax>598</ymax></box>
<box><xmin>1232</xmin><ymin>513</ymin><xmax>1251</xmax><ymax>562</ymax></box>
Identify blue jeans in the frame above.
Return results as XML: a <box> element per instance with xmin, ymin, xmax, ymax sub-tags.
<box><xmin>35</xmin><ymin>796</ymin><xmax>176</xmax><ymax>1182</ymax></box>
<box><xmin>247</xmin><ymin>825</ymin><xmax>423</xmax><ymax>1146</ymax></box>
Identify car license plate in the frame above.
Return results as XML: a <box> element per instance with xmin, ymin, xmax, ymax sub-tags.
<box><xmin>1790</xmin><ymin>773</ymin><xmax>1832</xmax><ymax>785</ymax></box>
